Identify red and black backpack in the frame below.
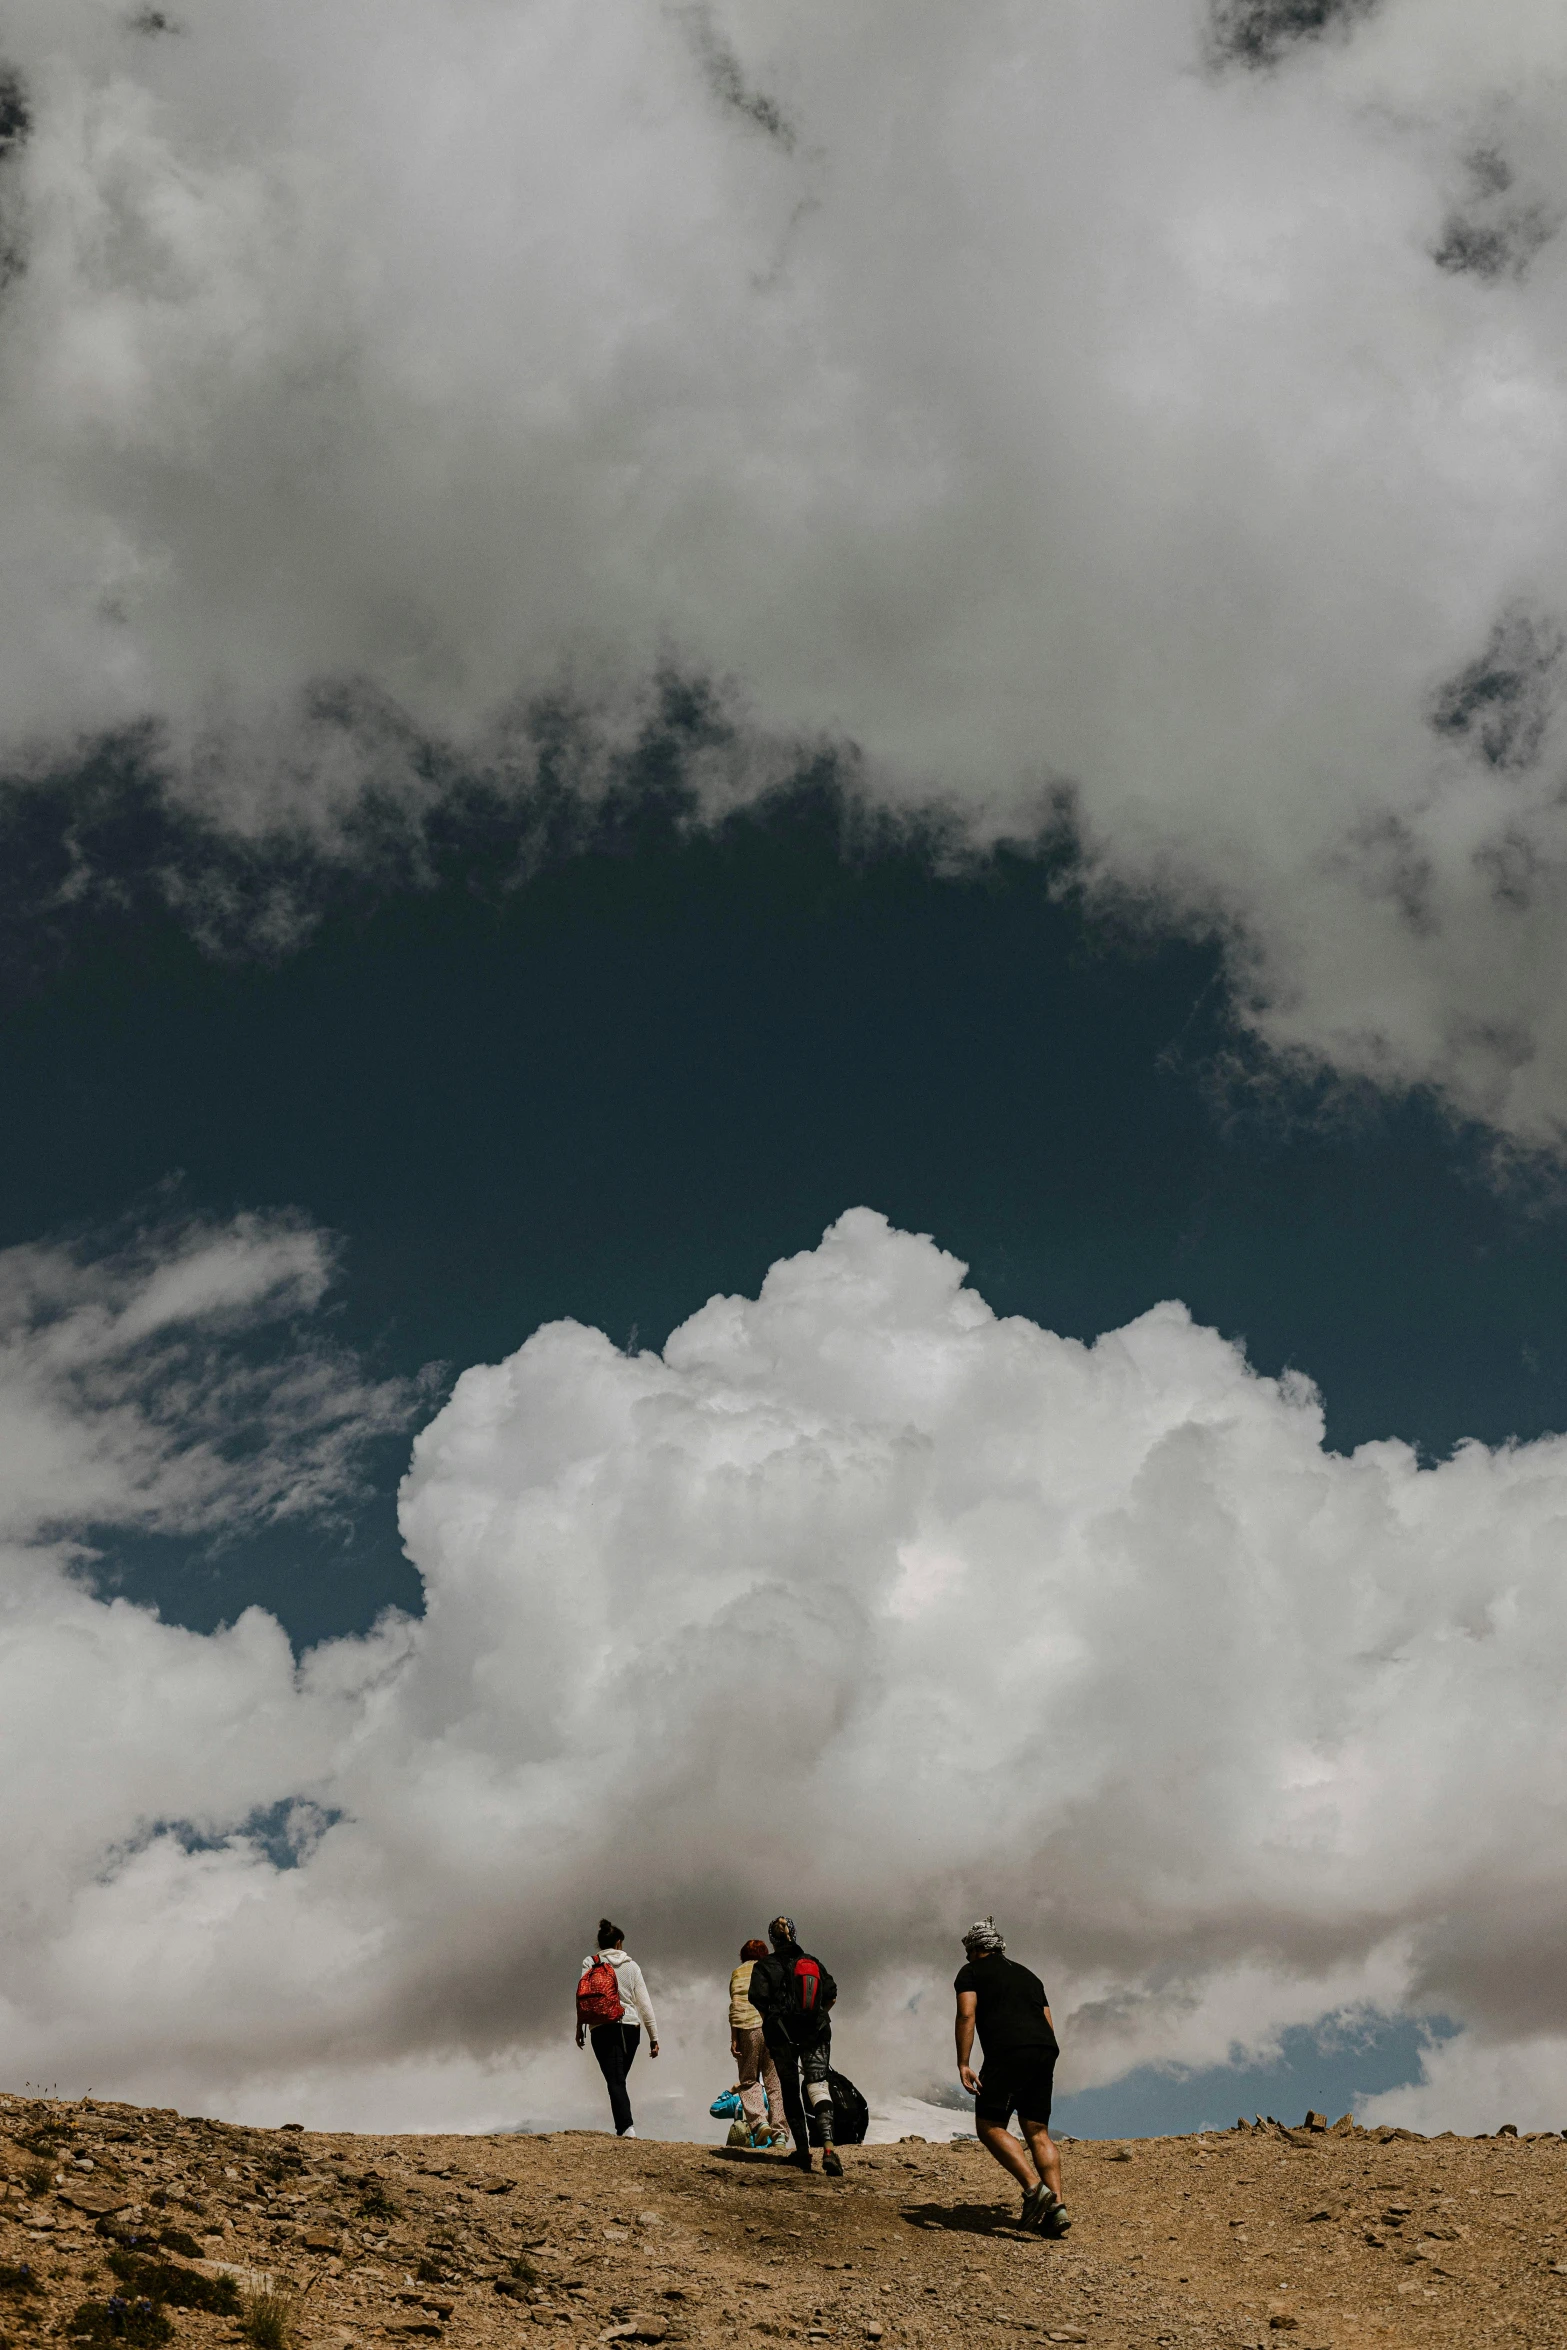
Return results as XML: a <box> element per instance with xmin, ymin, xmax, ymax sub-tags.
<box><xmin>766</xmin><ymin>1948</ymin><xmax>835</xmax><ymax>2043</ymax></box>
<box><xmin>792</xmin><ymin>1954</ymin><xmax>825</xmax><ymax>2016</ymax></box>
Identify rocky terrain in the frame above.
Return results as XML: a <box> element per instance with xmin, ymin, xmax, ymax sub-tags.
<box><xmin>1</xmin><ymin>2094</ymin><xmax>1564</xmax><ymax>2350</ymax></box>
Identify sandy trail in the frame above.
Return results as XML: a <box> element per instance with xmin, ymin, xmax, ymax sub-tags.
<box><xmin>3</xmin><ymin>2095</ymin><xmax>1564</xmax><ymax>2350</ymax></box>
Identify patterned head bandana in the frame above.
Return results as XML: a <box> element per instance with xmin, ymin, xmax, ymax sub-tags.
<box><xmin>962</xmin><ymin>1917</ymin><xmax>1006</xmax><ymax>1956</ymax></box>
<box><xmin>768</xmin><ymin>1914</ymin><xmax>798</xmax><ymax>1949</ymax></box>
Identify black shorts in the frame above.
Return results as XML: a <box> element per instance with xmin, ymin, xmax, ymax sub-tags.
<box><xmin>974</xmin><ymin>2048</ymin><xmax>1056</xmax><ymax>2129</ymax></box>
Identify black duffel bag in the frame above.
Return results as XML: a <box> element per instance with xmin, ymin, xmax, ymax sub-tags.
<box><xmin>826</xmin><ymin>2068</ymin><xmax>870</xmax><ymax>2145</ymax></box>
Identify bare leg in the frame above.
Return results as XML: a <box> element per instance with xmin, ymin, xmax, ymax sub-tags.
<box><xmin>977</xmin><ymin>2118</ymin><xmax>1039</xmax><ymax>2190</ymax></box>
<box><xmin>1020</xmin><ymin>2117</ymin><xmax>1062</xmax><ymax>2202</ymax></box>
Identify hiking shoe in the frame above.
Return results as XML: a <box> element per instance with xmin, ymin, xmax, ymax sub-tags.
<box><xmin>1040</xmin><ymin>2199</ymin><xmax>1071</xmax><ymax>2240</ymax></box>
<box><xmin>790</xmin><ymin>2150</ymin><xmax>814</xmax><ymax>2173</ymax></box>
<box><xmin>821</xmin><ymin>2144</ymin><xmax>843</xmax><ymax>2178</ymax></box>
<box><xmin>1019</xmin><ymin>2182</ymin><xmax>1051</xmax><ymax>2231</ymax></box>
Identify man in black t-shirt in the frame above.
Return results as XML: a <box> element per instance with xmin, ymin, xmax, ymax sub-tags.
<box><xmin>953</xmin><ymin>1917</ymin><xmax>1068</xmax><ymax>2236</ymax></box>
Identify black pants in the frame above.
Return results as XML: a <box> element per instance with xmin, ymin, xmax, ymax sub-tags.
<box><xmin>771</xmin><ymin>2031</ymin><xmax>832</xmax><ymax>2154</ymax></box>
<box><xmin>590</xmin><ymin>2022</ymin><xmax>642</xmax><ymax>2134</ymax></box>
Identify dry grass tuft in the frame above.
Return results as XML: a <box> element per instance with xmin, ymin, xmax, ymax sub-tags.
<box><xmin>239</xmin><ymin>2291</ymin><xmax>297</xmax><ymax>2350</ymax></box>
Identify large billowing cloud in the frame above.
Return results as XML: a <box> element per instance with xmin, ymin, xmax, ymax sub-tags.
<box><xmin>6</xmin><ymin>1205</ymin><xmax>1567</xmax><ymax>2134</ymax></box>
<box><xmin>4</xmin><ymin>6</ymin><xmax>1567</xmax><ymax>1131</ymax></box>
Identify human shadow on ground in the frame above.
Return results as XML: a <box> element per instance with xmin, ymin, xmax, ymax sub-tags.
<box><xmin>700</xmin><ymin>2153</ymin><xmax>826</xmax><ymax>2193</ymax></box>
<box><xmin>899</xmin><ymin>2202</ymin><xmax>1043</xmax><ymax>2241</ymax></box>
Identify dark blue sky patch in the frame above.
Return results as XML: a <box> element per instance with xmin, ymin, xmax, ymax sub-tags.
<box><xmin>8</xmin><ymin>764</ymin><xmax>1567</xmax><ymax>1645</ymax></box>
<box><xmin>158</xmin><ymin>1800</ymin><xmax>344</xmax><ymax>1872</ymax></box>
<box><xmin>75</xmin><ymin>1444</ymin><xmax>424</xmax><ymax>1647</ymax></box>
<box><xmin>1050</xmin><ymin>2012</ymin><xmax>1459</xmax><ymax>2139</ymax></box>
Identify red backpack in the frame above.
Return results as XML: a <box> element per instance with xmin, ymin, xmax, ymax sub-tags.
<box><xmin>576</xmin><ymin>1958</ymin><xmax>625</xmax><ymax>2028</ymax></box>
<box><xmin>792</xmin><ymin>1955</ymin><xmax>825</xmax><ymax>2017</ymax></box>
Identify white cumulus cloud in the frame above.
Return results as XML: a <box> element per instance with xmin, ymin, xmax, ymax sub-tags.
<box><xmin>6</xmin><ymin>7</ymin><xmax>1567</xmax><ymax>1130</ymax></box>
<box><xmin>5</xmin><ymin>1206</ymin><xmax>1567</xmax><ymax>2135</ymax></box>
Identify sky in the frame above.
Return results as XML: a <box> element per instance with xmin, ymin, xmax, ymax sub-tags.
<box><xmin>6</xmin><ymin>0</ymin><xmax>1567</xmax><ymax>2144</ymax></box>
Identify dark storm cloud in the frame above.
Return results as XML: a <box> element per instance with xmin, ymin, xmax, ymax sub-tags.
<box><xmin>1432</xmin><ymin>211</ymin><xmax>1558</xmax><ymax>283</ymax></box>
<box><xmin>1474</xmin><ymin>828</ymin><xmax>1539</xmax><ymax>917</ymax></box>
<box><xmin>1431</xmin><ymin>608</ymin><xmax>1563</xmax><ymax>774</ymax></box>
<box><xmin>1207</xmin><ymin>0</ymin><xmax>1379</xmax><ymax>70</ymax></box>
<box><xmin>0</xmin><ymin>61</ymin><xmax>30</xmax><ymax>289</ymax></box>
<box><xmin>682</xmin><ymin>6</ymin><xmax>796</xmax><ymax>150</ymax></box>
<box><xmin>1432</xmin><ymin>149</ymin><xmax>1560</xmax><ymax>283</ymax></box>
<box><xmin>0</xmin><ymin>65</ymin><xmax>30</xmax><ymax>157</ymax></box>
<box><xmin>1336</xmin><ymin>812</ymin><xmax>1435</xmax><ymax>937</ymax></box>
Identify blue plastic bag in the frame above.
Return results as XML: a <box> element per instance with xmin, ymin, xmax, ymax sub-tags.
<box><xmin>709</xmin><ymin>2086</ymin><xmax>745</xmax><ymax>2119</ymax></box>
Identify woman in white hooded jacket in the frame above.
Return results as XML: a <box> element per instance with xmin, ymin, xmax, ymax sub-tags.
<box><xmin>575</xmin><ymin>1918</ymin><xmax>659</xmax><ymax>2137</ymax></box>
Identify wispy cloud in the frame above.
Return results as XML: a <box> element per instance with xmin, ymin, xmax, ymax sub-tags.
<box><xmin>0</xmin><ymin>1205</ymin><xmax>416</xmax><ymax>1548</ymax></box>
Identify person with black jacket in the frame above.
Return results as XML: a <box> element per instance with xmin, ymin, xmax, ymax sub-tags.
<box><xmin>746</xmin><ymin>1914</ymin><xmax>843</xmax><ymax>2176</ymax></box>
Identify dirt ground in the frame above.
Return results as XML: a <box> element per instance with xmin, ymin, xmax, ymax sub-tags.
<box><xmin>4</xmin><ymin>2093</ymin><xmax>1566</xmax><ymax>2350</ymax></box>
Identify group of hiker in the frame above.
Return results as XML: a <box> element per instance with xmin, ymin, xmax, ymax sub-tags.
<box><xmin>574</xmin><ymin>1913</ymin><xmax>1070</xmax><ymax>2237</ymax></box>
